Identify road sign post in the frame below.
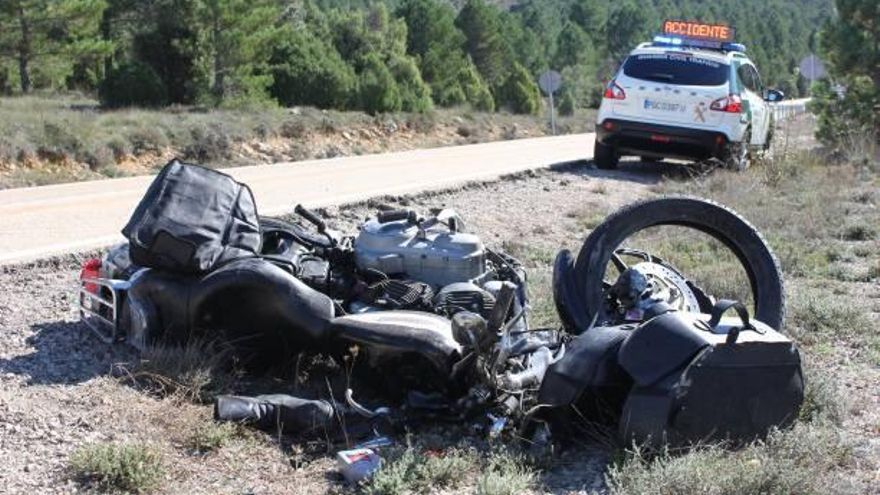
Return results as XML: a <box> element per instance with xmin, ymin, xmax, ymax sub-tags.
<box><xmin>538</xmin><ymin>70</ymin><xmax>562</xmax><ymax>135</ymax></box>
<box><xmin>798</xmin><ymin>54</ymin><xmax>826</xmax><ymax>96</ymax></box>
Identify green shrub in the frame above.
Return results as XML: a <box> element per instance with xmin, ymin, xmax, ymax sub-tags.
<box><xmin>186</xmin><ymin>422</ymin><xmax>239</xmax><ymax>453</ymax></box>
<box><xmin>839</xmin><ymin>223</ymin><xmax>876</xmax><ymax>241</ymax></box>
<box><xmin>788</xmin><ymin>293</ymin><xmax>871</xmax><ymax>350</ymax></box>
<box><xmin>40</xmin><ymin>121</ymin><xmax>83</xmax><ymax>160</ymax></box>
<box><xmin>358</xmin><ymin>54</ymin><xmax>403</xmax><ymax>115</ymax></box>
<box><xmin>183</xmin><ymin>124</ymin><xmax>233</xmax><ymax>162</ymax></box>
<box><xmin>70</xmin><ymin>442</ymin><xmax>164</xmax><ymax>493</ymax></box>
<box><xmin>799</xmin><ymin>364</ymin><xmax>848</xmax><ymax>424</ymax></box>
<box><xmin>269</xmin><ymin>32</ymin><xmax>356</xmax><ymax>109</ymax></box>
<box><xmin>498</xmin><ymin>63</ymin><xmax>540</xmax><ymax>115</ymax></box>
<box><xmin>99</xmin><ymin>61</ymin><xmax>168</xmax><ymax>108</ymax></box>
<box><xmin>470</xmin><ymin>83</ymin><xmax>496</xmax><ymax>112</ymax></box>
<box><xmin>365</xmin><ymin>447</ymin><xmax>475</xmax><ymax>495</ymax></box>
<box><xmin>558</xmin><ymin>88</ymin><xmax>575</xmax><ymax>116</ymax></box>
<box><xmin>388</xmin><ymin>55</ymin><xmax>433</xmax><ymax>113</ymax></box>
<box><xmin>475</xmin><ymin>451</ymin><xmax>536</xmax><ymax>495</ymax></box>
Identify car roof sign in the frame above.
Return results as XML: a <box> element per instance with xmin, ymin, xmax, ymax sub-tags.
<box><xmin>663</xmin><ymin>20</ymin><xmax>735</xmax><ymax>42</ymax></box>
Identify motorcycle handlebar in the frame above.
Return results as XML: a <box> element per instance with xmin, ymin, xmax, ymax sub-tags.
<box><xmin>294</xmin><ymin>204</ymin><xmax>326</xmax><ymax>232</ymax></box>
<box><xmin>377</xmin><ymin>209</ymin><xmax>417</xmax><ymax>224</ymax></box>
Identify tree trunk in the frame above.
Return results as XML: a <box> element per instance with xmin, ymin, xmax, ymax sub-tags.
<box><xmin>17</xmin><ymin>6</ymin><xmax>32</xmax><ymax>93</ymax></box>
<box><xmin>211</xmin><ymin>15</ymin><xmax>224</xmax><ymax>102</ymax></box>
<box><xmin>100</xmin><ymin>9</ymin><xmax>113</xmax><ymax>79</ymax></box>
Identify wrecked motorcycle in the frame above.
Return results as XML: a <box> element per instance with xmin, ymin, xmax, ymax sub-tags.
<box><xmin>79</xmin><ymin>160</ymin><xmax>803</xmax><ymax>447</ymax></box>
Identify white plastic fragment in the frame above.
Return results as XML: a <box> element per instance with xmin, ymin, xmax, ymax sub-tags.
<box><xmin>337</xmin><ymin>448</ymin><xmax>382</xmax><ymax>484</ymax></box>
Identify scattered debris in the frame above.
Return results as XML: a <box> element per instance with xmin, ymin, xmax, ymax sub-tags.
<box><xmin>337</xmin><ymin>448</ymin><xmax>383</xmax><ymax>484</ymax></box>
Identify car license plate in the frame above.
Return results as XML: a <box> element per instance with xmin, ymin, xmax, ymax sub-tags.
<box><xmin>644</xmin><ymin>99</ymin><xmax>687</xmax><ymax>113</ymax></box>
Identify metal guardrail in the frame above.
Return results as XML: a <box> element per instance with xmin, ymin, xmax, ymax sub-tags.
<box><xmin>772</xmin><ymin>98</ymin><xmax>811</xmax><ymax>121</ymax></box>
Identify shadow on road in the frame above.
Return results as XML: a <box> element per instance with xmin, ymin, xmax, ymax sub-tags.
<box><xmin>0</xmin><ymin>320</ymin><xmax>134</xmax><ymax>385</ymax></box>
<box><xmin>550</xmin><ymin>157</ymin><xmax>705</xmax><ymax>185</ymax></box>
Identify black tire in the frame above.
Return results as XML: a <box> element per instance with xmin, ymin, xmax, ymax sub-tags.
<box><xmin>721</xmin><ymin>129</ymin><xmax>751</xmax><ymax>171</ymax></box>
<box><xmin>568</xmin><ymin>196</ymin><xmax>785</xmax><ymax>331</ymax></box>
<box><xmin>594</xmin><ymin>139</ymin><xmax>619</xmax><ymax>169</ymax></box>
<box><xmin>763</xmin><ymin>120</ymin><xmax>775</xmax><ymax>152</ymax></box>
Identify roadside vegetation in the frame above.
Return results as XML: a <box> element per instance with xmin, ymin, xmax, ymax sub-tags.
<box><xmin>0</xmin><ymin>94</ymin><xmax>595</xmax><ymax>188</ymax></box>
<box><xmin>1</xmin><ymin>0</ymin><xmax>822</xmax><ymax>112</ymax></box>
<box><xmin>69</xmin><ymin>442</ymin><xmax>164</xmax><ymax>493</ymax></box>
<box><xmin>0</xmin><ymin>0</ymin><xmax>832</xmax><ymax>187</ymax></box>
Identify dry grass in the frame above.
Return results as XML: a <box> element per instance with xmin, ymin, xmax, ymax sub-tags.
<box><xmin>117</xmin><ymin>338</ymin><xmax>236</xmax><ymax>403</ymax></box>
<box><xmin>0</xmin><ymin>94</ymin><xmax>596</xmax><ymax>188</ymax></box>
<box><xmin>606</xmin><ymin>421</ymin><xmax>856</xmax><ymax>495</ymax></box>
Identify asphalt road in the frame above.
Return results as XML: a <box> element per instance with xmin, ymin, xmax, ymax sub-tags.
<box><xmin>0</xmin><ymin>98</ymin><xmax>811</xmax><ymax>265</ymax></box>
<box><xmin>0</xmin><ymin>133</ymin><xmax>594</xmax><ymax>264</ymax></box>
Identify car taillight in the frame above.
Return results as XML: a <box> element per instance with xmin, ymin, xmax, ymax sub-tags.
<box><xmin>603</xmin><ymin>80</ymin><xmax>626</xmax><ymax>100</ymax></box>
<box><xmin>710</xmin><ymin>94</ymin><xmax>743</xmax><ymax>113</ymax></box>
<box><xmin>80</xmin><ymin>258</ymin><xmax>101</xmax><ymax>294</ymax></box>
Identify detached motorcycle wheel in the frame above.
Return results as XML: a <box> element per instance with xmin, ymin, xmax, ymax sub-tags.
<box><xmin>562</xmin><ymin>196</ymin><xmax>785</xmax><ymax>331</ymax></box>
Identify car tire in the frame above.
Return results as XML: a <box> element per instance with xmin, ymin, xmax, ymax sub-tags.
<box><xmin>559</xmin><ymin>196</ymin><xmax>785</xmax><ymax>332</ymax></box>
<box><xmin>763</xmin><ymin>121</ymin><xmax>775</xmax><ymax>152</ymax></box>
<box><xmin>721</xmin><ymin>129</ymin><xmax>751</xmax><ymax>171</ymax></box>
<box><xmin>594</xmin><ymin>140</ymin><xmax>619</xmax><ymax>169</ymax></box>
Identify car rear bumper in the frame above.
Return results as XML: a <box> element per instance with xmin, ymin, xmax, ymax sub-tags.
<box><xmin>596</xmin><ymin>119</ymin><xmax>728</xmax><ymax>160</ymax></box>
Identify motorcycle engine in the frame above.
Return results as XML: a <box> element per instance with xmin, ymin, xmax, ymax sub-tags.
<box><xmin>350</xmin><ymin>209</ymin><xmax>526</xmax><ymax>324</ymax></box>
<box><xmin>354</xmin><ymin>209</ymin><xmax>486</xmax><ymax>288</ymax></box>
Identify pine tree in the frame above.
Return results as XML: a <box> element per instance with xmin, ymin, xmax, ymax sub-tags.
<box><xmin>455</xmin><ymin>0</ymin><xmax>510</xmax><ymax>88</ymax></box>
<box><xmin>0</xmin><ymin>0</ymin><xmax>109</xmax><ymax>93</ymax></box>
<box><xmin>397</xmin><ymin>0</ymin><xmax>491</xmax><ymax>109</ymax></box>
<box><xmin>811</xmin><ymin>0</ymin><xmax>880</xmax><ymax>145</ymax></box>
<box><xmin>129</xmin><ymin>0</ymin><xmax>204</xmax><ymax>105</ymax></box>
<box><xmin>269</xmin><ymin>27</ymin><xmax>356</xmax><ymax>109</ymax></box>
<box><xmin>196</xmin><ymin>0</ymin><xmax>284</xmax><ymax>105</ymax></box>
<box><xmin>499</xmin><ymin>62</ymin><xmax>540</xmax><ymax>115</ymax></box>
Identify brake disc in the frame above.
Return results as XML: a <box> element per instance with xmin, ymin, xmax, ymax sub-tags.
<box><xmin>627</xmin><ymin>260</ymin><xmax>701</xmax><ymax>313</ymax></box>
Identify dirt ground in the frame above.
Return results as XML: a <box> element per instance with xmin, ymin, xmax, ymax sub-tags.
<box><xmin>0</xmin><ymin>115</ymin><xmax>877</xmax><ymax>494</ymax></box>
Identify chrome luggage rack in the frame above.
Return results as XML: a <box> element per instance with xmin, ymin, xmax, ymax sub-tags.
<box><xmin>79</xmin><ymin>277</ymin><xmax>130</xmax><ymax>343</ymax></box>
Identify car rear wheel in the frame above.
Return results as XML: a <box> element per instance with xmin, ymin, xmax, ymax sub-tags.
<box><xmin>595</xmin><ymin>139</ymin><xmax>619</xmax><ymax>169</ymax></box>
<box><xmin>721</xmin><ymin>129</ymin><xmax>751</xmax><ymax>172</ymax></box>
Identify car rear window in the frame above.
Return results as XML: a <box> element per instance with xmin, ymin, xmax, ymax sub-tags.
<box><xmin>623</xmin><ymin>53</ymin><xmax>729</xmax><ymax>86</ymax></box>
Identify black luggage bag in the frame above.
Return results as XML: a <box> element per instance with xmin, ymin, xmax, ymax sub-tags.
<box><xmin>122</xmin><ymin>159</ymin><xmax>261</xmax><ymax>274</ymax></box>
<box><xmin>616</xmin><ymin>302</ymin><xmax>804</xmax><ymax>446</ymax></box>
<box><xmin>539</xmin><ymin>301</ymin><xmax>804</xmax><ymax>446</ymax></box>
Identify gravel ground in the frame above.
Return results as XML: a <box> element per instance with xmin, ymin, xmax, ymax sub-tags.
<box><xmin>3</xmin><ymin>114</ymin><xmax>875</xmax><ymax>494</ymax></box>
<box><xmin>0</xmin><ymin>161</ymin><xmax>662</xmax><ymax>494</ymax></box>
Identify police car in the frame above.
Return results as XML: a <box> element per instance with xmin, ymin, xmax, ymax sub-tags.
<box><xmin>594</xmin><ymin>20</ymin><xmax>784</xmax><ymax>171</ymax></box>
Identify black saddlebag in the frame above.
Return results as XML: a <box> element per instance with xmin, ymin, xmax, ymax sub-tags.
<box><xmin>617</xmin><ymin>305</ymin><xmax>804</xmax><ymax>446</ymax></box>
<box><xmin>539</xmin><ymin>303</ymin><xmax>804</xmax><ymax>446</ymax></box>
<box><xmin>122</xmin><ymin>159</ymin><xmax>260</xmax><ymax>273</ymax></box>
